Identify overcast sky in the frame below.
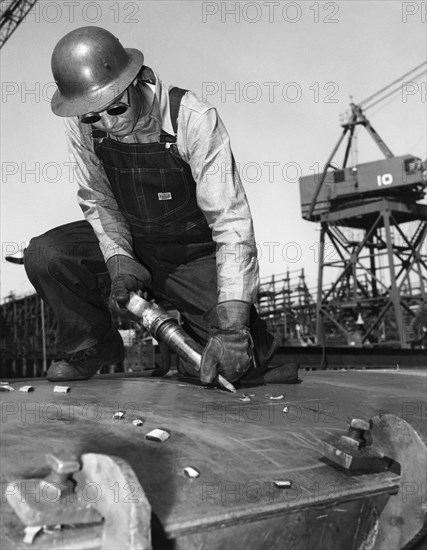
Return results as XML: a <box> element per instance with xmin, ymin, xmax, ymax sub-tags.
<box><xmin>1</xmin><ymin>0</ymin><xmax>426</xmax><ymax>301</ymax></box>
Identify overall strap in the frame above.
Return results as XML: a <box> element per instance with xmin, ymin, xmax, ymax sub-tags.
<box><xmin>160</xmin><ymin>86</ymin><xmax>188</xmax><ymax>143</ymax></box>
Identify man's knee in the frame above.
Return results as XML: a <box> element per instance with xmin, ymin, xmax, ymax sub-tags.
<box><xmin>24</xmin><ymin>229</ymin><xmax>68</xmax><ymax>279</ymax></box>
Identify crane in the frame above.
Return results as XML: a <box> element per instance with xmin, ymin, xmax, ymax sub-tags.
<box><xmin>301</xmin><ymin>61</ymin><xmax>427</xmax><ymax>221</ymax></box>
<box><xmin>299</xmin><ymin>62</ymin><xmax>427</xmax><ymax>349</ymax></box>
<box><xmin>0</xmin><ymin>0</ymin><xmax>38</xmax><ymax>49</ymax></box>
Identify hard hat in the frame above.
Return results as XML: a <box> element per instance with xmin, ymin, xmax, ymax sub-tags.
<box><xmin>51</xmin><ymin>26</ymin><xmax>144</xmax><ymax>117</ymax></box>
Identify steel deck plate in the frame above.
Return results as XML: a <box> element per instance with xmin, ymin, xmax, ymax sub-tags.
<box><xmin>1</xmin><ymin>368</ymin><xmax>425</xmax><ymax>548</ymax></box>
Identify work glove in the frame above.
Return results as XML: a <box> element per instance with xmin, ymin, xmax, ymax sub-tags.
<box><xmin>106</xmin><ymin>255</ymin><xmax>152</xmax><ymax>315</ymax></box>
<box><xmin>200</xmin><ymin>301</ymin><xmax>253</xmax><ymax>384</ymax></box>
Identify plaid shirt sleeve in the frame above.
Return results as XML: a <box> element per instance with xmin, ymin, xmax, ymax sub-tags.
<box><xmin>176</xmin><ymin>92</ymin><xmax>260</xmax><ymax>304</ymax></box>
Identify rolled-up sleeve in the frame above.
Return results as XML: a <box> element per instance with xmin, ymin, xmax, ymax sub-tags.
<box><xmin>179</xmin><ymin>95</ymin><xmax>259</xmax><ymax>303</ymax></box>
<box><xmin>63</xmin><ymin>117</ymin><xmax>136</xmax><ymax>262</ymax></box>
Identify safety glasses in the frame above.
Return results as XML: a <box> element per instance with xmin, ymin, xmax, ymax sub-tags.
<box><xmin>80</xmin><ymin>88</ymin><xmax>130</xmax><ymax>124</ymax></box>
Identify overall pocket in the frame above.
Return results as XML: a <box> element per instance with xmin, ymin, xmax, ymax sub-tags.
<box><xmin>103</xmin><ymin>164</ymin><xmax>192</xmax><ymax>222</ymax></box>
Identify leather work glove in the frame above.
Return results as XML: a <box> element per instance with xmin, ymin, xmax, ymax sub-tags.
<box><xmin>106</xmin><ymin>255</ymin><xmax>152</xmax><ymax>315</ymax></box>
<box><xmin>200</xmin><ymin>301</ymin><xmax>253</xmax><ymax>384</ymax></box>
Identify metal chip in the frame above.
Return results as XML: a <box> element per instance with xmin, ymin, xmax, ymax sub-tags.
<box><xmin>23</xmin><ymin>525</ymin><xmax>42</xmax><ymax>544</ymax></box>
<box><xmin>283</xmin><ymin>406</ymin><xmax>289</xmax><ymax>413</ymax></box>
<box><xmin>265</xmin><ymin>393</ymin><xmax>285</xmax><ymax>400</ymax></box>
<box><xmin>19</xmin><ymin>386</ymin><xmax>34</xmax><ymax>393</ymax></box>
<box><xmin>274</xmin><ymin>480</ymin><xmax>293</xmax><ymax>489</ymax></box>
<box><xmin>132</xmin><ymin>419</ymin><xmax>144</xmax><ymax>426</ymax></box>
<box><xmin>42</xmin><ymin>524</ymin><xmax>62</xmax><ymax>534</ymax></box>
<box><xmin>0</xmin><ymin>385</ymin><xmax>14</xmax><ymax>392</ymax></box>
<box><xmin>184</xmin><ymin>466</ymin><xmax>200</xmax><ymax>479</ymax></box>
<box><xmin>145</xmin><ymin>428</ymin><xmax>171</xmax><ymax>442</ymax></box>
<box><xmin>239</xmin><ymin>394</ymin><xmax>251</xmax><ymax>403</ymax></box>
<box><xmin>113</xmin><ymin>411</ymin><xmax>125</xmax><ymax>420</ymax></box>
<box><xmin>53</xmin><ymin>386</ymin><xmax>70</xmax><ymax>393</ymax></box>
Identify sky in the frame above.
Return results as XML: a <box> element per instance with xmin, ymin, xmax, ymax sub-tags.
<box><xmin>1</xmin><ymin>0</ymin><xmax>426</xmax><ymax>301</ymax></box>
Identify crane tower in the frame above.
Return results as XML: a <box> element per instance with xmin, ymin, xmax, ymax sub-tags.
<box><xmin>299</xmin><ymin>64</ymin><xmax>427</xmax><ymax>348</ymax></box>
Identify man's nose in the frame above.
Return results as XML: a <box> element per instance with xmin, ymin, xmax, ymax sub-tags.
<box><xmin>101</xmin><ymin>114</ymin><xmax>118</xmax><ymax>130</ymax></box>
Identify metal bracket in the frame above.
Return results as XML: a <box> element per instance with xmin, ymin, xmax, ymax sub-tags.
<box><xmin>322</xmin><ymin>414</ymin><xmax>427</xmax><ymax>550</ymax></box>
<box><xmin>6</xmin><ymin>452</ymin><xmax>152</xmax><ymax>550</ymax></box>
<box><xmin>322</xmin><ymin>417</ymin><xmax>390</xmax><ymax>472</ymax></box>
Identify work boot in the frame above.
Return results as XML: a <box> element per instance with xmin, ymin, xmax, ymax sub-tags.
<box><xmin>240</xmin><ymin>362</ymin><xmax>299</xmax><ymax>386</ymax></box>
<box><xmin>263</xmin><ymin>363</ymin><xmax>299</xmax><ymax>383</ymax></box>
<box><xmin>46</xmin><ymin>327</ymin><xmax>125</xmax><ymax>381</ymax></box>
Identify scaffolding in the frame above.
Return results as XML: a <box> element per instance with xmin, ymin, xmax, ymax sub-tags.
<box><xmin>0</xmin><ymin>291</ymin><xmax>56</xmax><ymax>377</ymax></box>
<box><xmin>0</xmin><ymin>292</ymin><xmax>166</xmax><ymax>377</ymax></box>
<box><xmin>256</xmin><ymin>268</ymin><xmax>317</xmax><ymax>346</ymax></box>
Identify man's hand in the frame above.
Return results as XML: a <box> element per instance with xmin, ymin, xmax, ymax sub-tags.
<box><xmin>109</xmin><ymin>274</ymin><xmax>143</xmax><ymax>314</ymax></box>
<box><xmin>200</xmin><ymin>301</ymin><xmax>253</xmax><ymax>384</ymax></box>
<box><xmin>106</xmin><ymin>255</ymin><xmax>152</xmax><ymax>315</ymax></box>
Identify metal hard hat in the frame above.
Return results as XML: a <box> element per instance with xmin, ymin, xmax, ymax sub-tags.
<box><xmin>51</xmin><ymin>26</ymin><xmax>144</xmax><ymax>117</ymax></box>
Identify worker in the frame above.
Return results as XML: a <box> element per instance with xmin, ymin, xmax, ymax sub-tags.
<box><xmin>24</xmin><ymin>26</ymin><xmax>296</xmax><ymax>386</ymax></box>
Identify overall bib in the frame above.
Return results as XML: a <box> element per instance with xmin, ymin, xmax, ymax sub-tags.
<box><xmin>92</xmin><ymin>88</ymin><xmax>218</xmax><ymax>344</ymax></box>
<box><xmin>93</xmin><ymin>96</ymin><xmax>215</xmax><ymax>268</ymax></box>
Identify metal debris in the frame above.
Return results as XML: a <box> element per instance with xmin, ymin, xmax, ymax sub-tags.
<box><xmin>53</xmin><ymin>386</ymin><xmax>70</xmax><ymax>393</ymax></box>
<box><xmin>113</xmin><ymin>411</ymin><xmax>125</xmax><ymax>420</ymax></box>
<box><xmin>19</xmin><ymin>386</ymin><xmax>34</xmax><ymax>392</ymax></box>
<box><xmin>23</xmin><ymin>525</ymin><xmax>42</xmax><ymax>544</ymax></box>
<box><xmin>145</xmin><ymin>428</ymin><xmax>171</xmax><ymax>442</ymax></box>
<box><xmin>265</xmin><ymin>393</ymin><xmax>285</xmax><ymax>400</ymax></box>
<box><xmin>132</xmin><ymin>419</ymin><xmax>144</xmax><ymax>427</ymax></box>
<box><xmin>0</xmin><ymin>385</ymin><xmax>14</xmax><ymax>392</ymax></box>
<box><xmin>239</xmin><ymin>394</ymin><xmax>252</xmax><ymax>403</ymax></box>
<box><xmin>273</xmin><ymin>480</ymin><xmax>293</xmax><ymax>489</ymax></box>
<box><xmin>184</xmin><ymin>466</ymin><xmax>200</xmax><ymax>479</ymax></box>
<box><xmin>42</xmin><ymin>525</ymin><xmax>61</xmax><ymax>534</ymax></box>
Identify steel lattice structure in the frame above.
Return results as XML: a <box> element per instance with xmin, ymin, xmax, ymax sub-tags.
<box><xmin>0</xmin><ymin>0</ymin><xmax>38</xmax><ymax>49</ymax></box>
<box><xmin>315</xmin><ymin>200</ymin><xmax>427</xmax><ymax>347</ymax></box>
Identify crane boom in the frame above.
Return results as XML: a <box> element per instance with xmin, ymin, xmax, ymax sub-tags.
<box><xmin>0</xmin><ymin>0</ymin><xmax>38</xmax><ymax>49</ymax></box>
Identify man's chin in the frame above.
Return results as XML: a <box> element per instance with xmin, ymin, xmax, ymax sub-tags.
<box><xmin>107</xmin><ymin>121</ymin><xmax>137</xmax><ymax>137</ymax></box>
<box><xmin>109</xmin><ymin>127</ymin><xmax>127</xmax><ymax>136</ymax></box>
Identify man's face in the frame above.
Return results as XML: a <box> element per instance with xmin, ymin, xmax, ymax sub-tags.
<box><xmin>83</xmin><ymin>84</ymin><xmax>141</xmax><ymax>137</ymax></box>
